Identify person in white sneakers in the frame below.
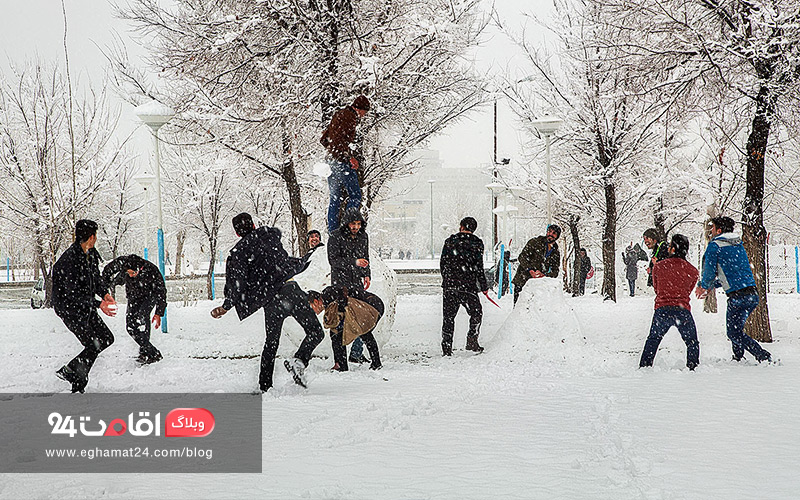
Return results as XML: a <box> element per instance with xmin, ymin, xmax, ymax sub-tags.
<box><xmin>211</xmin><ymin>213</ymin><xmax>324</xmax><ymax>391</ymax></box>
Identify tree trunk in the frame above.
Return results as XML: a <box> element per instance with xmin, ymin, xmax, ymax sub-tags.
<box><xmin>568</xmin><ymin>215</ymin><xmax>581</xmax><ymax>296</ymax></box>
<box><xmin>174</xmin><ymin>229</ymin><xmax>185</xmax><ymax>277</ymax></box>
<box><xmin>654</xmin><ymin>196</ymin><xmax>667</xmax><ymax>242</ymax></box>
<box><xmin>742</xmin><ymin>86</ymin><xmax>773</xmax><ymax>343</ymax></box>
<box><xmin>281</xmin><ymin>136</ymin><xmax>310</xmax><ymax>256</ymax></box>
<box><xmin>601</xmin><ymin>182</ymin><xmax>617</xmax><ymax>302</ymax></box>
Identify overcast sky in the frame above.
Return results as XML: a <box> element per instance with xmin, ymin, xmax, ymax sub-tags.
<box><xmin>0</xmin><ymin>0</ymin><xmax>556</xmax><ymax>173</ymax></box>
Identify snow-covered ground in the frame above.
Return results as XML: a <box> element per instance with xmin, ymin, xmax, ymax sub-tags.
<box><xmin>1</xmin><ymin>282</ymin><xmax>799</xmax><ymax>499</ymax></box>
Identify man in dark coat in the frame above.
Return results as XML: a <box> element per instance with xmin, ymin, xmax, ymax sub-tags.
<box><xmin>643</xmin><ymin>228</ymin><xmax>669</xmax><ymax>287</ymax></box>
<box><xmin>511</xmin><ymin>224</ymin><xmax>562</xmax><ymax>305</ymax></box>
<box><xmin>52</xmin><ymin>219</ymin><xmax>117</xmax><ymax>393</ymax></box>
<box><xmin>327</xmin><ymin>207</ymin><xmax>372</xmax><ymax>364</ymax></box>
<box><xmin>321</xmin><ymin>95</ymin><xmax>370</xmax><ymax>233</ymax></box>
<box><xmin>622</xmin><ymin>243</ymin><xmax>647</xmax><ymax>297</ymax></box>
<box><xmin>440</xmin><ymin>217</ymin><xmax>489</xmax><ymax>355</ymax></box>
<box><xmin>211</xmin><ymin>213</ymin><xmax>324</xmax><ymax>391</ymax></box>
<box><xmin>102</xmin><ymin>254</ymin><xmax>166</xmax><ymax>364</ymax></box>
<box><xmin>578</xmin><ymin>248</ymin><xmax>592</xmax><ymax>296</ymax></box>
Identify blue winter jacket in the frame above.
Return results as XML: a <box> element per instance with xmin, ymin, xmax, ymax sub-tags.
<box><xmin>699</xmin><ymin>233</ymin><xmax>756</xmax><ymax>294</ymax></box>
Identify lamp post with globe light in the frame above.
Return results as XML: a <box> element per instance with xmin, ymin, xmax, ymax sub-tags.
<box><xmin>134</xmin><ymin>101</ymin><xmax>175</xmax><ymax>333</ymax></box>
<box><xmin>531</xmin><ymin>116</ymin><xmax>564</xmax><ymax>226</ymax></box>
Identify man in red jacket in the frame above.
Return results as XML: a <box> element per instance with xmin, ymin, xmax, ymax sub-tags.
<box><xmin>639</xmin><ymin>234</ymin><xmax>700</xmax><ymax>370</ymax></box>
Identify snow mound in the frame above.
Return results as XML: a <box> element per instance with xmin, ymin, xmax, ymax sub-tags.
<box><xmin>284</xmin><ymin>246</ymin><xmax>397</xmax><ymax>351</ymax></box>
<box><xmin>486</xmin><ymin>278</ymin><xmax>586</xmax><ymax>364</ymax></box>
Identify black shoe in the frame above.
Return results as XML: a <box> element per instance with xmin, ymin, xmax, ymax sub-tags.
<box><xmin>56</xmin><ymin>366</ymin><xmax>87</xmax><ymax>393</ymax></box>
<box><xmin>137</xmin><ymin>351</ymin><xmax>163</xmax><ymax>365</ymax></box>
<box><xmin>442</xmin><ymin>344</ymin><xmax>453</xmax><ymax>357</ymax></box>
<box><xmin>348</xmin><ymin>354</ymin><xmax>369</xmax><ymax>364</ymax></box>
<box><xmin>465</xmin><ymin>337</ymin><xmax>484</xmax><ymax>353</ymax></box>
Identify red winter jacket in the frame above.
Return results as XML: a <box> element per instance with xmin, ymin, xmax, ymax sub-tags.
<box><xmin>652</xmin><ymin>257</ymin><xmax>699</xmax><ymax>311</ymax></box>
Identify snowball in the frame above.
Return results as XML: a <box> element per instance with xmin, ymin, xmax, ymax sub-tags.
<box><xmin>312</xmin><ymin>162</ymin><xmax>332</xmax><ymax>178</ymax></box>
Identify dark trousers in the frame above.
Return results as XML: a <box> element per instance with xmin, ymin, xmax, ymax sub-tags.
<box><xmin>639</xmin><ymin>306</ymin><xmax>699</xmax><ymax>369</ymax></box>
<box><xmin>62</xmin><ymin>311</ymin><xmax>115</xmax><ymax>382</ymax></box>
<box><xmin>330</xmin><ymin>289</ymin><xmax>383</xmax><ymax>371</ymax></box>
<box><xmin>442</xmin><ymin>289</ymin><xmax>482</xmax><ymax>350</ymax></box>
<box><xmin>126</xmin><ymin>299</ymin><xmax>161</xmax><ymax>358</ymax></box>
<box><xmin>726</xmin><ymin>293</ymin><xmax>771</xmax><ymax>362</ymax></box>
<box><xmin>513</xmin><ymin>288</ymin><xmax>521</xmax><ymax>305</ymax></box>
<box><xmin>578</xmin><ymin>276</ymin><xmax>587</xmax><ymax>295</ymax></box>
<box><xmin>260</xmin><ymin>281</ymin><xmax>324</xmax><ymax>390</ymax></box>
<box><xmin>628</xmin><ymin>278</ymin><xmax>636</xmax><ymax>297</ymax></box>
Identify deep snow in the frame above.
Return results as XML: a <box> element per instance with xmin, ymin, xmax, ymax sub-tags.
<box><xmin>1</xmin><ymin>280</ymin><xmax>799</xmax><ymax>500</ymax></box>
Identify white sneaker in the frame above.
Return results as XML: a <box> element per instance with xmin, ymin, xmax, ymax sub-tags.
<box><xmin>284</xmin><ymin>358</ymin><xmax>308</xmax><ymax>388</ymax></box>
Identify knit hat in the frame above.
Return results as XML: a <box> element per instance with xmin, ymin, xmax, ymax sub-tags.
<box><xmin>352</xmin><ymin>95</ymin><xmax>370</xmax><ymax>112</ymax></box>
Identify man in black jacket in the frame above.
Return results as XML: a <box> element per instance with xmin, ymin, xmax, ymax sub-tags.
<box><xmin>327</xmin><ymin>207</ymin><xmax>372</xmax><ymax>364</ymax></box>
<box><xmin>103</xmin><ymin>254</ymin><xmax>166</xmax><ymax>364</ymax></box>
<box><xmin>210</xmin><ymin>213</ymin><xmax>324</xmax><ymax>391</ymax></box>
<box><xmin>578</xmin><ymin>248</ymin><xmax>592</xmax><ymax>296</ymax></box>
<box><xmin>440</xmin><ymin>217</ymin><xmax>489</xmax><ymax>355</ymax></box>
<box><xmin>52</xmin><ymin>219</ymin><xmax>117</xmax><ymax>393</ymax></box>
<box><xmin>643</xmin><ymin>228</ymin><xmax>668</xmax><ymax>287</ymax></box>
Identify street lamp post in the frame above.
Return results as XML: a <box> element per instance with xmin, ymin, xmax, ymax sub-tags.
<box><xmin>531</xmin><ymin>117</ymin><xmax>564</xmax><ymax>226</ymax></box>
<box><xmin>135</xmin><ymin>101</ymin><xmax>175</xmax><ymax>333</ymax></box>
<box><xmin>428</xmin><ymin>179</ymin><xmax>435</xmax><ymax>259</ymax></box>
<box><xmin>134</xmin><ymin>173</ymin><xmax>156</xmax><ymax>261</ymax></box>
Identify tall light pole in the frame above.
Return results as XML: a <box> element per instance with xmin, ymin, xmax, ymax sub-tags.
<box><xmin>532</xmin><ymin>117</ymin><xmax>563</xmax><ymax>226</ymax></box>
<box><xmin>134</xmin><ymin>172</ymin><xmax>156</xmax><ymax>261</ymax></box>
<box><xmin>135</xmin><ymin>101</ymin><xmax>175</xmax><ymax>333</ymax></box>
<box><xmin>428</xmin><ymin>179</ymin><xmax>435</xmax><ymax>259</ymax></box>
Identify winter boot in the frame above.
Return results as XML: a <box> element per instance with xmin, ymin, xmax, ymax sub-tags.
<box><xmin>136</xmin><ymin>350</ymin><xmax>163</xmax><ymax>365</ymax></box>
<box><xmin>56</xmin><ymin>366</ymin><xmax>87</xmax><ymax>394</ymax></box>
<box><xmin>284</xmin><ymin>358</ymin><xmax>308</xmax><ymax>388</ymax></box>
<box><xmin>465</xmin><ymin>336</ymin><xmax>484</xmax><ymax>353</ymax></box>
<box><xmin>442</xmin><ymin>334</ymin><xmax>453</xmax><ymax>356</ymax></box>
<box><xmin>348</xmin><ymin>353</ymin><xmax>370</xmax><ymax>364</ymax></box>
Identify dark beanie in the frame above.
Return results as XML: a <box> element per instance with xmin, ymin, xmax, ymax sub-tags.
<box><xmin>352</xmin><ymin>95</ymin><xmax>370</xmax><ymax>111</ymax></box>
<box><xmin>75</xmin><ymin>219</ymin><xmax>98</xmax><ymax>243</ymax></box>
<box><xmin>232</xmin><ymin>212</ymin><xmax>255</xmax><ymax>237</ymax></box>
<box><xmin>643</xmin><ymin>228</ymin><xmax>659</xmax><ymax>240</ymax></box>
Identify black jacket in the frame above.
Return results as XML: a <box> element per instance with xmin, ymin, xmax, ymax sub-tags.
<box><xmin>440</xmin><ymin>232</ymin><xmax>488</xmax><ymax>293</ymax></box>
<box><xmin>223</xmin><ymin>226</ymin><xmax>306</xmax><ymax>320</ymax></box>
<box><xmin>647</xmin><ymin>241</ymin><xmax>669</xmax><ymax>287</ymax></box>
<box><xmin>52</xmin><ymin>242</ymin><xmax>109</xmax><ymax>322</ymax></box>
<box><xmin>102</xmin><ymin>255</ymin><xmax>168</xmax><ymax>316</ymax></box>
<box><xmin>580</xmin><ymin>255</ymin><xmax>592</xmax><ymax>279</ymax></box>
<box><xmin>512</xmin><ymin>235</ymin><xmax>560</xmax><ymax>289</ymax></box>
<box><xmin>327</xmin><ymin>208</ymin><xmax>370</xmax><ymax>289</ymax></box>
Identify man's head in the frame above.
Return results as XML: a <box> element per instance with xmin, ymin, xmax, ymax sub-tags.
<box><xmin>709</xmin><ymin>216</ymin><xmax>735</xmax><ymax>235</ymax></box>
<box><xmin>545</xmin><ymin>224</ymin><xmax>561</xmax><ymax>243</ymax></box>
<box><xmin>669</xmin><ymin>234</ymin><xmax>690</xmax><ymax>259</ymax></box>
<box><xmin>232</xmin><ymin>213</ymin><xmax>255</xmax><ymax>237</ymax></box>
<box><xmin>348</xmin><ymin>220</ymin><xmax>362</xmax><ymax>235</ymax></box>
<box><xmin>580</xmin><ymin>248</ymin><xmax>587</xmax><ymax>257</ymax></box>
<box><xmin>352</xmin><ymin>95</ymin><xmax>370</xmax><ymax>118</ymax></box>
<box><xmin>307</xmin><ymin>290</ymin><xmax>324</xmax><ymax>314</ymax></box>
<box><xmin>122</xmin><ymin>254</ymin><xmax>144</xmax><ymax>277</ymax></box>
<box><xmin>459</xmin><ymin>217</ymin><xmax>477</xmax><ymax>233</ymax></box>
<box><xmin>75</xmin><ymin>219</ymin><xmax>98</xmax><ymax>246</ymax></box>
<box><xmin>642</xmin><ymin>228</ymin><xmax>660</xmax><ymax>249</ymax></box>
<box><xmin>307</xmin><ymin>230</ymin><xmax>321</xmax><ymax>249</ymax></box>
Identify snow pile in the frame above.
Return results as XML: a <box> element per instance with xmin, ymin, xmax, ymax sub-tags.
<box><xmin>285</xmin><ymin>246</ymin><xmax>397</xmax><ymax>349</ymax></box>
<box><xmin>486</xmin><ymin>277</ymin><xmax>590</xmax><ymax>367</ymax></box>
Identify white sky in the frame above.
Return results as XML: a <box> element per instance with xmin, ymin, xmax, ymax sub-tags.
<box><xmin>0</xmin><ymin>0</ymin><xmax>556</xmax><ymax>172</ymax></box>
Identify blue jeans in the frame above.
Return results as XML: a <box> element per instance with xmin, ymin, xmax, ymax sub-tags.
<box><xmin>628</xmin><ymin>278</ymin><xmax>636</xmax><ymax>297</ymax></box>
<box><xmin>640</xmin><ymin>306</ymin><xmax>699</xmax><ymax>369</ymax></box>
<box><xmin>726</xmin><ymin>293</ymin><xmax>771</xmax><ymax>362</ymax></box>
<box><xmin>327</xmin><ymin>160</ymin><xmax>362</xmax><ymax>233</ymax></box>
<box><xmin>349</xmin><ymin>337</ymin><xmax>365</xmax><ymax>359</ymax></box>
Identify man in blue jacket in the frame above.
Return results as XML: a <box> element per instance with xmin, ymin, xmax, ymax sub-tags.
<box><xmin>695</xmin><ymin>216</ymin><xmax>772</xmax><ymax>363</ymax></box>
<box><xmin>211</xmin><ymin>213</ymin><xmax>324</xmax><ymax>391</ymax></box>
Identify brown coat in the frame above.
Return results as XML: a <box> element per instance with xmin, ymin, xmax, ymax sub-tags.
<box><xmin>323</xmin><ymin>297</ymin><xmax>381</xmax><ymax>346</ymax></box>
<box><xmin>320</xmin><ymin>106</ymin><xmax>360</xmax><ymax>163</ymax></box>
<box><xmin>511</xmin><ymin>235</ymin><xmax>560</xmax><ymax>289</ymax></box>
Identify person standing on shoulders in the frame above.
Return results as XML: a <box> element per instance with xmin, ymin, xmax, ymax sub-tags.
<box><xmin>511</xmin><ymin>224</ymin><xmax>562</xmax><ymax>305</ymax></box>
<box><xmin>321</xmin><ymin>95</ymin><xmax>370</xmax><ymax>234</ymax></box>
<box><xmin>695</xmin><ymin>216</ymin><xmax>772</xmax><ymax>363</ymax></box>
<box><xmin>639</xmin><ymin>234</ymin><xmax>700</xmax><ymax>370</ymax></box>
<box><xmin>103</xmin><ymin>254</ymin><xmax>166</xmax><ymax>365</ymax></box>
<box><xmin>52</xmin><ymin>219</ymin><xmax>117</xmax><ymax>393</ymax></box>
<box><xmin>440</xmin><ymin>217</ymin><xmax>489</xmax><ymax>355</ymax></box>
